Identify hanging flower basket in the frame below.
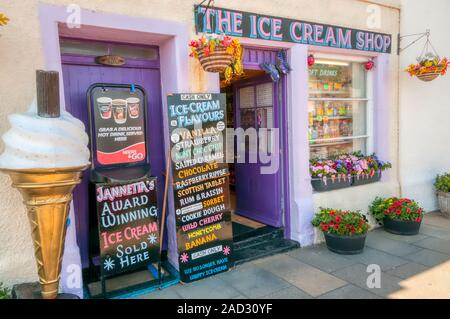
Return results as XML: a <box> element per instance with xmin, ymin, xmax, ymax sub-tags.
<box><xmin>197</xmin><ymin>46</ymin><xmax>234</xmax><ymax>73</ymax></box>
<box><xmin>416</xmin><ymin>64</ymin><xmax>446</xmax><ymax>82</ymax></box>
<box><xmin>189</xmin><ymin>35</ymin><xmax>244</xmax><ymax>82</ymax></box>
<box><xmin>406</xmin><ymin>55</ymin><xmax>449</xmax><ymax>82</ymax></box>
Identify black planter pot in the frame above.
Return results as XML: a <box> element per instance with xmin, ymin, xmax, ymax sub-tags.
<box><xmin>323</xmin><ymin>232</ymin><xmax>367</xmax><ymax>255</ymax></box>
<box><xmin>383</xmin><ymin>218</ymin><xmax>422</xmax><ymax>235</ymax></box>
<box><xmin>311</xmin><ymin>177</ymin><xmax>352</xmax><ymax>192</ymax></box>
<box><xmin>352</xmin><ymin>171</ymin><xmax>382</xmax><ymax>186</ymax></box>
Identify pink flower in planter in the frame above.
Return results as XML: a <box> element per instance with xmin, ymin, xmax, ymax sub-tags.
<box><xmin>360</xmin><ymin>159</ymin><xmax>369</xmax><ymax>170</ymax></box>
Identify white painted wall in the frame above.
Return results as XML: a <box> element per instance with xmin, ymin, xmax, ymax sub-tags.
<box><xmin>399</xmin><ymin>0</ymin><xmax>450</xmax><ymax>211</ymax></box>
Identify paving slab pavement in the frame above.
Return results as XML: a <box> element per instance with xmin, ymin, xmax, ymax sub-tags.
<box><xmin>136</xmin><ymin>212</ymin><xmax>450</xmax><ymax>299</ymax></box>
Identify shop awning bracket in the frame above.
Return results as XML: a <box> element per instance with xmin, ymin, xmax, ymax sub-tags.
<box><xmin>194</xmin><ymin>0</ymin><xmax>216</xmax><ymax>35</ymax></box>
<box><xmin>398</xmin><ymin>29</ymin><xmax>439</xmax><ymax>59</ymax></box>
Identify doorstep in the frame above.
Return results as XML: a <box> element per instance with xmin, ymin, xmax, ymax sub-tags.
<box><xmin>233</xmin><ymin>226</ymin><xmax>300</xmax><ymax>265</ymax></box>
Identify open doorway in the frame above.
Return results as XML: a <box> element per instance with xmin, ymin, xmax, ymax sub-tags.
<box><xmin>220</xmin><ymin>52</ymin><xmax>298</xmax><ymax>261</ymax></box>
<box><xmin>222</xmin><ymin>70</ymin><xmax>279</xmax><ymax>236</ymax></box>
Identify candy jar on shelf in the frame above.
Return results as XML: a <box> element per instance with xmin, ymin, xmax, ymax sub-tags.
<box><xmin>325</xmin><ymin>102</ymin><xmax>334</xmax><ymax>116</ymax></box>
<box><xmin>316</xmin><ymin>103</ymin><xmax>324</xmax><ymax>116</ymax></box>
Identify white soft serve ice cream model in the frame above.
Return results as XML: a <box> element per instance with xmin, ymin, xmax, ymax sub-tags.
<box><xmin>0</xmin><ymin>102</ymin><xmax>90</xmax><ymax>169</ymax></box>
<box><xmin>0</xmin><ymin>70</ymin><xmax>90</xmax><ymax>299</ymax></box>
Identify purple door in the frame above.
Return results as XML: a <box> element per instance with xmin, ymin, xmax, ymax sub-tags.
<box><xmin>61</xmin><ymin>45</ymin><xmax>164</xmax><ymax>268</ymax></box>
<box><xmin>233</xmin><ymin>75</ymin><xmax>282</xmax><ymax>227</ymax></box>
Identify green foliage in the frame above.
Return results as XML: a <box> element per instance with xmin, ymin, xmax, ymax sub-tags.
<box><xmin>435</xmin><ymin>173</ymin><xmax>450</xmax><ymax>193</ymax></box>
<box><xmin>312</xmin><ymin>208</ymin><xmax>369</xmax><ymax>236</ymax></box>
<box><xmin>0</xmin><ymin>283</ymin><xmax>10</xmax><ymax>299</ymax></box>
<box><xmin>369</xmin><ymin>197</ymin><xmax>424</xmax><ymax>223</ymax></box>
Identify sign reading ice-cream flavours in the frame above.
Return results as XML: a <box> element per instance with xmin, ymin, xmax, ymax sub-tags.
<box><xmin>91</xmin><ymin>88</ymin><xmax>146</xmax><ymax>166</ymax></box>
<box><xmin>195</xmin><ymin>5</ymin><xmax>392</xmax><ymax>54</ymax></box>
<box><xmin>167</xmin><ymin>93</ymin><xmax>233</xmax><ymax>283</ymax></box>
<box><xmin>96</xmin><ymin>177</ymin><xmax>159</xmax><ymax>277</ymax></box>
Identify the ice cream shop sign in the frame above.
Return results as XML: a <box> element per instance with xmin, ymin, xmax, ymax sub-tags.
<box><xmin>195</xmin><ymin>5</ymin><xmax>392</xmax><ymax>53</ymax></box>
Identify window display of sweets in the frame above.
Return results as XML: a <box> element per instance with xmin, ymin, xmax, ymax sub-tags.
<box><xmin>308</xmin><ymin>59</ymin><xmax>369</xmax><ymax>160</ymax></box>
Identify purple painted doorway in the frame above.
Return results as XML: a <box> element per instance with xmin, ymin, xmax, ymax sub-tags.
<box><xmin>233</xmin><ymin>75</ymin><xmax>282</xmax><ymax>227</ymax></box>
<box><xmin>232</xmin><ymin>47</ymin><xmax>287</xmax><ymax>228</ymax></box>
<box><xmin>60</xmin><ymin>39</ymin><xmax>165</xmax><ymax>268</ymax></box>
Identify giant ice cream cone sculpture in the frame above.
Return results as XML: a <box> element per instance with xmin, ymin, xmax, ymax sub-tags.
<box><xmin>0</xmin><ymin>71</ymin><xmax>90</xmax><ymax>299</ymax></box>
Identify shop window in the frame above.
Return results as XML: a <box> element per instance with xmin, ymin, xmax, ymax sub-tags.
<box><xmin>60</xmin><ymin>38</ymin><xmax>159</xmax><ymax>60</ymax></box>
<box><xmin>308</xmin><ymin>57</ymin><xmax>373</xmax><ymax>159</ymax></box>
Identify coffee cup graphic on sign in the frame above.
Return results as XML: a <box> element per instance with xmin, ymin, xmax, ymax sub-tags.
<box><xmin>127</xmin><ymin>97</ymin><xmax>140</xmax><ymax>119</ymax></box>
<box><xmin>112</xmin><ymin>99</ymin><xmax>128</xmax><ymax>124</ymax></box>
<box><xmin>97</xmin><ymin>97</ymin><xmax>112</xmax><ymax>120</ymax></box>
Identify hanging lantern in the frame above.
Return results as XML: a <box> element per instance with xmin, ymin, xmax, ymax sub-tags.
<box><xmin>364</xmin><ymin>59</ymin><xmax>375</xmax><ymax>71</ymax></box>
<box><xmin>307</xmin><ymin>54</ymin><xmax>315</xmax><ymax>67</ymax></box>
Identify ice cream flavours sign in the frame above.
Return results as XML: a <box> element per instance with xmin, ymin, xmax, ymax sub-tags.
<box><xmin>167</xmin><ymin>93</ymin><xmax>233</xmax><ymax>283</ymax></box>
<box><xmin>95</xmin><ymin>178</ymin><xmax>159</xmax><ymax>276</ymax></box>
<box><xmin>91</xmin><ymin>88</ymin><xmax>146</xmax><ymax>166</ymax></box>
<box><xmin>195</xmin><ymin>5</ymin><xmax>392</xmax><ymax>54</ymax></box>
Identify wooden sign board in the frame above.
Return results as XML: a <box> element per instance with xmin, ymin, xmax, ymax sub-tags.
<box><xmin>96</xmin><ymin>55</ymin><xmax>126</xmax><ymax>66</ymax></box>
<box><xmin>167</xmin><ymin>93</ymin><xmax>233</xmax><ymax>283</ymax></box>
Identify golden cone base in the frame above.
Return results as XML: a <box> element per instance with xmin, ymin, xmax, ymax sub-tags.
<box><xmin>1</xmin><ymin>166</ymin><xmax>88</xmax><ymax>299</ymax></box>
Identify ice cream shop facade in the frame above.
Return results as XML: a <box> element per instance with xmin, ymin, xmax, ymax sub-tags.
<box><xmin>0</xmin><ymin>1</ymin><xmax>401</xmax><ymax>298</ymax></box>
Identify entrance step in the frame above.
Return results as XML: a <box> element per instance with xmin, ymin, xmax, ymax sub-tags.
<box><xmin>233</xmin><ymin>227</ymin><xmax>300</xmax><ymax>265</ymax></box>
<box><xmin>233</xmin><ymin>226</ymin><xmax>284</xmax><ymax>249</ymax></box>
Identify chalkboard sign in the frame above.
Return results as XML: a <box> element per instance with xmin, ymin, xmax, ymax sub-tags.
<box><xmin>95</xmin><ymin>177</ymin><xmax>159</xmax><ymax>277</ymax></box>
<box><xmin>167</xmin><ymin>93</ymin><xmax>233</xmax><ymax>283</ymax></box>
<box><xmin>90</xmin><ymin>86</ymin><xmax>147</xmax><ymax>166</ymax></box>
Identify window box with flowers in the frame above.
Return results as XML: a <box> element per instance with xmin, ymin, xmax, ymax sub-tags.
<box><xmin>310</xmin><ymin>158</ymin><xmax>352</xmax><ymax>192</ymax></box>
<box><xmin>309</xmin><ymin>152</ymin><xmax>392</xmax><ymax>192</ymax></box>
<box><xmin>312</xmin><ymin>208</ymin><xmax>369</xmax><ymax>254</ymax></box>
<box><xmin>369</xmin><ymin>197</ymin><xmax>424</xmax><ymax>235</ymax></box>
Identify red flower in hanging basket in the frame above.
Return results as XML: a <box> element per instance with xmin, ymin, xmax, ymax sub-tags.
<box><xmin>406</xmin><ymin>55</ymin><xmax>449</xmax><ymax>82</ymax></box>
<box><xmin>189</xmin><ymin>40</ymin><xmax>199</xmax><ymax>48</ymax></box>
<box><xmin>307</xmin><ymin>54</ymin><xmax>315</xmax><ymax>67</ymax></box>
<box><xmin>364</xmin><ymin>59</ymin><xmax>375</xmax><ymax>71</ymax></box>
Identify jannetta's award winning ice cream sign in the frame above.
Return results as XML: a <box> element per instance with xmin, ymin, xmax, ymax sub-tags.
<box><xmin>195</xmin><ymin>5</ymin><xmax>392</xmax><ymax>54</ymax></box>
<box><xmin>88</xmin><ymin>85</ymin><xmax>146</xmax><ymax>166</ymax></box>
<box><xmin>96</xmin><ymin>177</ymin><xmax>159</xmax><ymax>277</ymax></box>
